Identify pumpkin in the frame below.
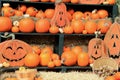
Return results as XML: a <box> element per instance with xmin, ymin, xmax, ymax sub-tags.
<box><xmin>51</xmin><ymin>3</ymin><xmax>70</xmax><ymax>27</ymax></box>
<box><xmin>105</xmin><ymin>0</ymin><xmax>116</xmax><ymax>4</ymax></box>
<box><xmin>53</xmin><ymin>59</ymin><xmax>61</xmax><ymax>67</ymax></box>
<box><xmin>41</xmin><ymin>46</ymin><xmax>53</xmax><ymax>55</ymax></box>
<box><xmin>11</xmin><ymin>26</ymin><xmax>19</xmax><ymax>33</ymax></box>
<box><xmin>44</xmin><ymin>9</ymin><xmax>55</xmax><ymax>19</ymax></box>
<box><xmin>35</xmin><ymin>10</ymin><xmax>45</xmax><ymax>18</ymax></box>
<box><xmin>88</xmin><ymin>38</ymin><xmax>105</xmax><ymax>61</ymax></box>
<box><xmin>32</xmin><ymin>45</ymin><xmax>41</xmax><ymax>55</ymax></box>
<box><xmin>41</xmin><ymin>0</ymin><xmax>49</xmax><ymax>2</ymax></box>
<box><xmin>35</xmin><ymin>18</ymin><xmax>50</xmax><ymax>33</ymax></box>
<box><xmin>19</xmin><ymin>18</ymin><xmax>35</xmax><ymax>33</ymax></box>
<box><xmin>5</xmin><ymin>77</ymin><xmax>18</xmax><ymax>80</ymax></box>
<box><xmin>26</xmin><ymin>7</ymin><xmax>38</xmax><ymax>17</ymax></box>
<box><xmin>104</xmin><ymin>22</ymin><xmax>120</xmax><ymax>64</ymax></box>
<box><xmin>24</xmin><ymin>53</ymin><xmax>40</xmax><ymax>67</ymax></box>
<box><xmin>71</xmin><ymin>0</ymin><xmax>79</xmax><ymax>4</ymax></box>
<box><xmin>39</xmin><ymin>52</ymin><xmax>51</xmax><ymax>66</ymax></box>
<box><xmin>114</xmin><ymin>72</ymin><xmax>120</xmax><ymax>80</ymax></box>
<box><xmin>0</xmin><ymin>39</ymin><xmax>33</xmax><ymax>66</ymax></box>
<box><xmin>30</xmin><ymin>0</ymin><xmax>40</xmax><ymax>2</ymax></box>
<box><xmin>18</xmin><ymin>5</ymin><xmax>27</xmax><ymax>13</ymax></box>
<box><xmin>63</xmin><ymin>25</ymin><xmax>74</xmax><ymax>34</ymax></box>
<box><xmin>72</xmin><ymin>11</ymin><xmax>84</xmax><ymax>20</ymax></box>
<box><xmin>61</xmin><ymin>51</ymin><xmax>77</xmax><ymax>66</ymax></box>
<box><xmin>2</xmin><ymin>3</ymin><xmax>15</xmax><ymax>17</ymax></box>
<box><xmin>77</xmin><ymin>52</ymin><xmax>89</xmax><ymax>67</ymax></box>
<box><xmin>84</xmin><ymin>11</ymin><xmax>92</xmax><ymax>20</ymax></box>
<box><xmin>105</xmin><ymin>76</ymin><xmax>116</xmax><ymax>80</ymax></box>
<box><xmin>14</xmin><ymin>10</ymin><xmax>23</xmax><ymax>16</ymax></box>
<box><xmin>97</xmin><ymin>18</ymin><xmax>112</xmax><ymax>34</ymax></box>
<box><xmin>85</xmin><ymin>20</ymin><xmax>97</xmax><ymax>34</ymax></box>
<box><xmin>51</xmin><ymin>53</ymin><xmax>60</xmax><ymax>60</ymax></box>
<box><xmin>71</xmin><ymin>46</ymin><xmax>82</xmax><ymax>56</ymax></box>
<box><xmin>71</xmin><ymin>20</ymin><xmax>84</xmax><ymax>34</ymax></box>
<box><xmin>97</xmin><ymin>9</ymin><xmax>108</xmax><ymax>19</ymax></box>
<box><xmin>63</xmin><ymin>46</ymin><xmax>71</xmax><ymax>52</ymax></box>
<box><xmin>0</xmin><ymin>16</ymin><xmax>12</xmax><ymax>32</ymax></box>
<box><xmin>47</xmin><ymin>61</ymin><xmax>55</xmax><ymax>68</ymax></box>
<box><xmin>49</xmin><ymin>25</ymin><xmax>59</xmax><ymax>34</ymax></box>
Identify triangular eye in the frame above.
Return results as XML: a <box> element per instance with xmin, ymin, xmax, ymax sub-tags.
<box><xmin>111</xmin><ymin>34</ymin><xmax>114</xmax><ymax>39</ymax></box>
<box><xmin>116</xmin><ymin>35</ymin><xmax>119</xmax><ymax>39</ymax></box>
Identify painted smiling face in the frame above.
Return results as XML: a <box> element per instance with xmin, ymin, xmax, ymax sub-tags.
<box><xmin>0</xmin><ymin>39</ymin><xmax>33</xmax><ymax>66</ymax></box>
<box><xmin>104</xmin><ymin>22</ymin><xmax>120</xmax><ymax>64</ymax></box>
<box><xmin>88</xmin><ymin>38</ymin><xmax>105</xmax><ymax>61</ymax></box>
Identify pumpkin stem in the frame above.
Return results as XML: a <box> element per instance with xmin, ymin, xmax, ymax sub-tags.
<box><xmin>94</xmin><ymin>30</ymin><xmax>101</xmax><ymax>38</ymax></box>
<box><xmin>0</xmin><ymin>32</ymin><xmax>15</xmax><ymax>40</ymax></box>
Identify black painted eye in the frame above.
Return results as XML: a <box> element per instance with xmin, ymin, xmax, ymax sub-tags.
<box><xmin>6</xmin><ymin>46</ymin><xmax>12</xmax><ymax>50</ymax></box>
<box><xmin>17</xmin><ymin>47</ymin><xmax>23</xmax><ymax>50</ymax></box>
<box><xmin>116</xmin><ymin>35</ymin><xmax>119</xmax><ymax>39</ymax></box>
<box><xmin>111</xmin><ymin>34</ymin><xmax>114</xmax><ymax>39</ymax></box>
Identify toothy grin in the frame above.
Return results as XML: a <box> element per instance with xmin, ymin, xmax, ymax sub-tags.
<box><xmin>108</xmin><ymin>49</ymin><xmax>120</xmax><ymax>59</ymax></box>
<box><xmin>2</xmin><ymin>54</ymin><xmax>26</xmax><ymax>62</ymax></box>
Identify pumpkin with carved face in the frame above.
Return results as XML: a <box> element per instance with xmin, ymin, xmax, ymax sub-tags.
<box><xmin>104</xmin><ymin>22</ymin><xmax>120</xmax><ymax>64</ymax></box>
<box><xmin>0</xmin><ymin>39</ymin><xmax>33</xmax><ymax>66</ymax></box>
<box><xmin>88</xmin><ymin>38</ymin><xmax>106</xmax><ymax>61</ymax></box>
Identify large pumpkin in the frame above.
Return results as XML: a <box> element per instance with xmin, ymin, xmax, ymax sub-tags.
<box><xmin>104</xmin><ymin>22</ymin><xmax>120</xmax><ymax>64</ymax></box>
<box><xmin>0</xmin><ymin>39</ymin><xmax>33</xmax><ymax>66</ymax></box>
<box><xmin>0</xmin><ymin>17</ymin><xmax>12</xmax><ymax>32</ymax></box>
<box><xmin>88</xmin><ymin>38</ymin><xmax>106</xmax><ymax>61</ymax></box>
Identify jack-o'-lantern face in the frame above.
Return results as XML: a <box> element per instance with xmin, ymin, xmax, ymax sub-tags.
<box><xmin>88</xmin><ymin>38</ymin><xmax>105</xmax><ymax>61</ymax></box>
<box><xmin>104</xmin><ymin>22</ymin><xmax>120</xmax><ymax>63</ymax></box>
<box><xmin>0</xmin><ymin>39</ymin><xmax>33</xmax><ymax>66</ymax></box>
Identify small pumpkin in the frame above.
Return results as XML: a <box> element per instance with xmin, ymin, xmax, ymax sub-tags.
<box><xmin>85</xmin><ymin>20</ymin><xmax>97</xmax><ymax>34</ymax></box>
<box><xmin>71</xmin><ymin>20</ymin><xmax>84</xmax><ymax>34</ymax></box>
<box><xmin>49</xmin><ymin>25</ymin><xmax>59</xmax><ymax>34</ymax></box>
<box><xmin>63</xmin><ymin>25</ymin><xmax>74</xmax><ymax>34</ymax></box>
<box><xmin>77</xmin><ymin>52</ymin><xmax>89</xmax><ymax>67</ymax></box>
<box><xmin>61</xmin><ymin>51</ymin><xmax>77</xmax><ymax>66</ymax></box>
<box><xmin>19</xmin><ymin>17</ymin><xmax>35</xmax><ymax>33</ymax></box>
<box><xmin>24</xmin><ymin>53</ymin><xmax>40</xmax><ymax>67</ymax></box>
<box><xmin>44</xmin><ymin>9</ymin><xmax>55</xmax><ymax>19</ymax></box>
<box><xmin>72</xmin><ymin>11</ymin><xmax>84</xmax><ymax>20</ymax></box>
<box><xmin>18</xmin><ymin>5</ymin><xmax>27</xmax><ymax>13</ymax></box>
<box><xmin>35</xmin><ymin>18</ymin><xmax>50</xmax><ymax>33</ymax></box>
<box><xmin>97</xmin><ymin>9</ymin><xmax>108</xmax><ymax>19</ymax></box>
<box><xmin>26</xmin><ymin>7</ymin><xmax>38</xmax><ymax>17</ymax></box>
<box><xmin>35</xmin><ymin>10</ymin><xmax>45</xmax><ymax>18</ymax></box>
<box><xmin>47</xmin><ymin>61</ymin><xmax>55</xmax><ymax>68</ymax></box>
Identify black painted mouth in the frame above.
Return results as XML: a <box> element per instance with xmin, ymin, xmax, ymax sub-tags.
<box><xmin>2</xmin><ymin>54</ymin><xmax>26</xmax><ymax>62</ymax></box>
<box><xmin>91</xmin><ymin>51</ymin><xmax>101</xmax><ymax>60</ymax></box>
<box><xmin>108</xmin><ymin>49</ymin><xmax>120</xmax><ymax>59</ymax></box>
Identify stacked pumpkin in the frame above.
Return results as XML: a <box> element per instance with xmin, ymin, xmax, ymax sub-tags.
<box><xmin>0</xmin><ymin>3</ymin><xmax>113</xmax><ymax>34</ymax></box>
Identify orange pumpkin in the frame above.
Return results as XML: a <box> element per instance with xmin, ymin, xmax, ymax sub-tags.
<box><xmin>35</xmin><ymin>10</ymin><xmax>45</xmax><ymax>18</ymax></box>
<box><xmin>19</xmin><ymin>18</ymin><xmax>35</xmax><ymax>33</ymax></box>
<box><xmin>2</xmin><ymin>3</ymin><xmax>15</xmax><ymax>17</ymax></box>
<box><xmin>49</xmin><ymin>25</ymin><xmax>59</xmax><ymax>34</ymax></box>
<box><xmin>32</xmin><ymin>45</ymin><xmax>41</xmax><ymax>55</ymax></box>
<box><xmin>14</xmin><ymin>10</ymin><xmax>23</xmax><ymax>16</ymax></box>
<box><xmin>26</xmin><ymin>7</ymin><xmax>38</xmax><ymax>17</ymax></box>
<box><xmin>0</xmin><ymin>39</ymin><xmax>33</xmax><ymax>66</ymax></box>
<box><xmin>24</xmin><ymin>53</ymin><xmax>40</xmax><ymax>67</ymax></box>
<box><xmin>85</xmin><ymin>20</ymin><xmax>97</xmax><ymax>34</ymax></box>
<box><xmin>77</xmin><ymin>52</ymin><xmax>89</xmax><ymax>67</ymax></box>
<box><xmin>72</xmin><ymin>11</ymin><xmax>84</xmax><ymax>20</ymax></box>
<box><xmin>97</xmin><ymin>9</ymin><xmax>108</xmax><ymax>19</ymax></box>
<box><xmin>71</xmin><ymin>0</ymin><xmax>79</xmax><ymax>4</ymax></box>
<box><xmin>47</xmin><ymin>61</ymin><xmax>55</xmax><ymax>68</ymax></box>
<box><xmin>71</xmin><ymin>20</ymin><xmax>84</xmax><ymax>34</ymax></box>
<box><xmin>53</xmin><ymin>59</ymin><xmax>61</xmax><ymax>67</ymax></box>
<box><xmin>0</xmin><ymin>16</ymin><xmax>12</xmax><ymax>32</ymax></box>
<box><xmin>114</xmin><ymin>72</ymin><xmax>120</xmax><ymax>80</ymax></box>
<box><xmin>18</xmin><ymin>5</ymin><xmax>27</xmax><ymax>13</ymax></box>
<box><xmin>97</xmin><ymin>19</ymin><xmax>112</xmax><ymax>34</ymax></box>
<box><xmin>35</xmin><ymin>18</ymin><xmax>50</xmax><ymax>33</ymax></box>
<box><xmin>51</xmin><ymin>53</ymin><xmax>60</xmax><ymax>60</ymax></box>
<box><xmin>44</xmin><ymin>9</ymin><xmax>55</xmax><ymax>19</ymax></box>
<box><xmin>104</xmin><ymin>22</ymin><xmax>120</xmax><ymax>64</ymax></box>
<box><xmin>105</xmin><ymin>76</ymin><xmax>116</xmax><ymax>80</ymax></box>
<box><xmin>11</xmin><ymin>26</ymin><xmax>19</xmax><ymax>33</ymax></box>
<box><xmin>41</xmin><ymin>0</ymin><xmax>49</xmax><ymax>2</ymax></box>
<box><xmin>71</xmin><ymin>46</ymin><xmax>82</xmax><ymax>56</ymax></box>
<box><xmin>41</xmin><ymin>46</ymin><xmax>53</xmax><ymax>55</ymax></box>
<box><xmin>61</xmin><ymin>51</ymin><xmax>77</xmax><ymax>66</ymax></box>
<box><xmin>106</xmin><ymin>0</ymin><xmax>116</xmax><ymax>4</ymax></box>
<box><xmin>63</xmin><ymin>46</ymin><xmax>71</xmax><ymax>52</ymax></box>
<box><xmin>63</xmin><ymin>25</ymin><xmax>74</xmax><ymax>34</ymax></box>
<box><xmin>39</xmin><ymin>52</ymin><xmax>51</xmax><ymax>66</ymax></box>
